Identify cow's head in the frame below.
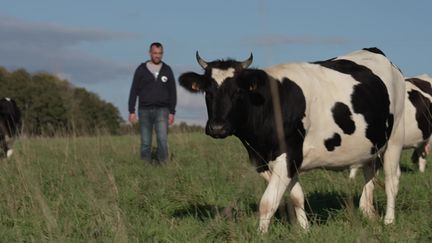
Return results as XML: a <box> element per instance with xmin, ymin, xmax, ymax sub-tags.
<box><xmin>180</xmin><ymin>52</ymin><xmax>267</xmax><ymax>138</ymax></box>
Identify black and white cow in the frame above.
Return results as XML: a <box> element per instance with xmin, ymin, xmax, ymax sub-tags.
<box><xmin>0</xmin><ymin>97</ymin><xmax>21</xmax><ymax>159</ymax></box>
<box><xmin>404</xmin><ymin>74</ymin><xmax>432</xmax><ymax>172</ymax></box>
<box><xmin>350</xmin><ymin>74</ymin><xmax>432</xmax><ymax>177</ymax></box>
<box><xmin>179</xmin><ymin>48</ymin><xmax>405</xmax><ymax>233</ymax></box>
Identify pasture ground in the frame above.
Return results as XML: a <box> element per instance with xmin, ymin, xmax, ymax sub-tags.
<box><xmin>0</xmin><ymin>132</ymin><xmax>431</xmax><ymax>242</ymax></box>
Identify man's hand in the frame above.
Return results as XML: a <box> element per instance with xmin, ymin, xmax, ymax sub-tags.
<box><xmin>129</xmin><ymin>113</ymin><xmax>138</xmax><ymax>124</ymax></box>
<box><xmin>169</xmin><ymin>114</ymin><xmax>175</xmax><ymax>125</ymax></box>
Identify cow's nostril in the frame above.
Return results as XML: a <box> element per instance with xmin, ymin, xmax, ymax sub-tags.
<box><xmin>206</xmin><ymin>120</ymin><xmax>231</xmax><ymax>138</ymax></box>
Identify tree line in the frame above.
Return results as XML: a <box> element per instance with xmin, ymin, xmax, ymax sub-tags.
<box><xmin>0</xmin><ymin>66</ymin><xmax>123</xmax><ymax>136</ymax></box>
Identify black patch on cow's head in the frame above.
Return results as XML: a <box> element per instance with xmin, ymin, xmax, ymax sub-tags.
<box><xmin>362</xmin><ymin>47</ymin><xmax>387</xmax><ymax>57</ymax></box>
<box><xmin>179</xmin><ymin>57</ymin><xmax>255</xmax><ymax>138</ymax></box>
<box><xmin>406</xmin><ymin>78</ymin><xmax>432</xmax><ymax>96</ymax></box>
<box><xmin>324</xmin><ymin>133</ymin><xmax>341</xmax><ymax>151</ymax></box>
<box><xmin>331</xmin><ymin>102</ymin><xmax>355</xmax><ymax>135</ymax></box>
<box><xmin>314</xmin><ymin>58</ymin><xmax>394</xmax><ymax>154</ymax></box>
<box><xmin>407</xmin><ymin>90</ymin><xmax>432</xmax><ymax>140</ymax></box>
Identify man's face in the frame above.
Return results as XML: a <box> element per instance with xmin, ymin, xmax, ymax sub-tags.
<box><xmin>149</xmin><ymin>46</ymin><xmax>163</xmax><ymax>64</ymax></box>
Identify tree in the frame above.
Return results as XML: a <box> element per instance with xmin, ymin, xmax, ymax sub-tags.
<box><xmin>0</xmin><ymin>66</ymin><xmax>123</xmax><ymax>136</ymax></box>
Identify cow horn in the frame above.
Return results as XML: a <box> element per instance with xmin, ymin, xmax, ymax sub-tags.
<box><xmin>196</xmin><ymin>51</ymin><xmax>208</xmax><ymax>69</ymax></box>
<box><xmin>241</xmin><ymin>53</ymin><xmax>253</xmax><ymax>68</ymax></box>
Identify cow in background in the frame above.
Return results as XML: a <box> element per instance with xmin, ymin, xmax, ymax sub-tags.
<box><xmin>350</xmin><ymin>74</ymin><xmax>432</xmax><ymax>178</ymax></box>
<box><xmin>0</xmin><ymin>97</ymin><xmax>21</xmax><ymax>159</ymax></box>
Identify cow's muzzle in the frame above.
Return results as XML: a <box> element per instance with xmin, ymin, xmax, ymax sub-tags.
<box><xmin>206</xmin><ymin>120</ymin><xmax>232</xmax><ymax>138</ymax></box>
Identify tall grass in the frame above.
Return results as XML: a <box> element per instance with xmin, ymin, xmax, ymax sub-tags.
<box><xmin>0</xmin><ymin>133</ymin><xmax>431</xmax><ymax>242</ymax></box>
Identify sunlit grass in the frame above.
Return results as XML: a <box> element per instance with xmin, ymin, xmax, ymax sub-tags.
<box><xmin>0</xmin><ymin>133</ymin><xmax>431</xmax><ymax>241</ymax></box>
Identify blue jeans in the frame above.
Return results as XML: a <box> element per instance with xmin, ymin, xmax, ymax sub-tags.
<box><xmin>138</xmin><ymin>107</ymin><xmax>169</xmax><ymax>162</ymax></box>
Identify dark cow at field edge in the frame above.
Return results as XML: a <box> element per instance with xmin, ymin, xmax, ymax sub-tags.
<box><xmin>0</xmin><ymin>98</ymin><xmax>21</xmax><ymax>159</ymax></box>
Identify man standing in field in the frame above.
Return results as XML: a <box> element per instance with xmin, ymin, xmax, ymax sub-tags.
<box><xmin>128</xmin><ymin>42</ymin><xmax>177</xmax><ymax>163</ymax></box>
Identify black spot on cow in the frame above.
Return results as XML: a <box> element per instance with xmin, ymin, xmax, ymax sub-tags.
<box><xmin>386</xmin><ymin>114</ymin><xmax>394</xmax><ymax>140</ymax></box>
<box><xmin>235</xmin><ymin>72</ymin><xmax>306</xmax><ymax>177</ymax></box>
<box><xmin>406</xmin><ymin>78</ymin><xmax>432</xmax><ymax>96</ymax></box>
<box><xmin>332</xmin><ymin>102</ymin><xmax>355</xmax><ymax>135</ymax></box>
<box><xmin>407</xmin><ymin>90</ymin><xmax>432</xmax><ymax>140</ymax></box>
<box><xmin>362</xmin><ymin>47</ymin><xmax>387</xmax><ymax>57</ymax></box>
<box><xmin>324</xmin><ymin>133</ymin><xmax>341</xmax><ymax>151</ymax></box>
<box><xmin>314</xmin><ymin>58</ymin><xmax>393</xmax><ymax>154</ymax></box>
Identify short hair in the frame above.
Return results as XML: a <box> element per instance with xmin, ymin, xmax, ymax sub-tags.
<box><xmin>149</xmin><ymin>42</ymin><xmax>163</xmax><ymax>50</ymax></box>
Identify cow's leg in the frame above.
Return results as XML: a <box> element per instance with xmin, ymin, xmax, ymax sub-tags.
<box><xmin>0</xmin><ymin>135</ymin><xmax>7</xmax><ymax>159</ymax></box>
<box><xmin>411</xmin><ymin>142</ymin><xmax>428</xmax><ymax>172</ymax></box>
<box><xmin>382</xmin><ymin>144</ymin><xmax>401</xmax><ymax>225</ymax></box>
<box><xmin>258</xmin><ymin>153</ymin><xmax>294</xmax><ymax>233</ymax></box>
<box><xmin>259</xmin><ymin>170</ymin><xmax>272</xmax><ymax>183</ymax></box>
<box><xmin>349</xmin><ymin>166</ymin><xmax>359</xmax><ymax>179</ymax></box>
<box><xmin>289</xmin><ymin>179</ymin><xmax>309</xmax><ymax>229</ymax></box>
<box><xmin>382</xmin><ymin>119</ymin><xmax>403</xmax><ymax>225</ymax></box>
<box><xmin>260</xmin><ymin>170</ymin><xmax>295</xmax><ymax>224</ymax></box>
<box><xmin>5</xmin><ymin>136</ymin><xmax>14</xmax><ymax>158</ymax></box>
<box><xmin>359</xmin><ymin>160</ymin><xmax>378</xmax><ymax>219</ymax></box>
<box><xmin>6</xmin><ymin>149</ymin><xmax>13</xmax><ymax>158</ymax></box>
<box><xmin>418</xmin><ymin>142</ymin><xmax>428</xmax><ymax>172</ymax></box>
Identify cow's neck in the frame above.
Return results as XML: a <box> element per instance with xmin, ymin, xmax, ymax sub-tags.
<box><xmin>235</xmin><ymin>101</ymin><xmax>283</xmax><ymax>162</ymax></box>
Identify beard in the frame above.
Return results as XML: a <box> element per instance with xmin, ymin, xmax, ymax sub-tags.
<box><xmin>151</xmin><ymin>58</ymin><xmax>162</xmax><ymax>64</ymax></box>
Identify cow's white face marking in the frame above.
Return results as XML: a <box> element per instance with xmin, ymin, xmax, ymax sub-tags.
<box><xmin>211</xmin><ymin>68</ymin><xmax>235</xmax><ymax>86</ymax></box>
<box><xmin>6</xmin><ymin>149</ymin><xmax>13</xmax><ymax>158</ymax></box>
<box><xmin>5</xmin><ymin>97</ymin><xmax>11</xmax><ymax>101</ymax></box>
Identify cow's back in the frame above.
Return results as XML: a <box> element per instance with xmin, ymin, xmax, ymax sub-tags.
<box><xmin>265</xmin><ymin>48</ymin><xmax>405</xmax><ymax>170</ymax></box>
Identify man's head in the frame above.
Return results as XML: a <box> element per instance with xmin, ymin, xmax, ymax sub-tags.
<box><xmin>149</xmin><ymin>42</ymin><xmax>163</xmax><ymax>64</ymax></box>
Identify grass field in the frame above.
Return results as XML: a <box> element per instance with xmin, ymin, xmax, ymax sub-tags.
<box><xmin>0</xmin><ymin>132</ymin><xmax>431</xmax><ymax>242</ymax></box>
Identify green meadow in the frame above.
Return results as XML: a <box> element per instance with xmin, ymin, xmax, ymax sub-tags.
<box><xmin>0</xmin><ymin>132</ymin><xmax>431</xmax><ymax>242</ymax></box>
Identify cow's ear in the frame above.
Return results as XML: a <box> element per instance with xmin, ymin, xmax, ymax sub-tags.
<box><xmin>179</xmin><ymin>72</ymin><xmax>206</xmax><ymax>93</ymax></box>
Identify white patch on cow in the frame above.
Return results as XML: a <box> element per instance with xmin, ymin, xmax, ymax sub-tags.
<box><xmin>6</xmin><ymin>149</ymin><xmax>13</xmax><ymax>158</ymax></box>
<box><xmin>5</xmin><ymin>97</ymin><xmax>11</xmax><ymax>101</ymax></box>
<box><xmin>211</xmin><ymin>68</ymin><xmax>235</xmax><ymax>86</ymax></box>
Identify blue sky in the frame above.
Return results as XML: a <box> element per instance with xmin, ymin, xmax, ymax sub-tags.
<box><xmin>1</xmin><ymin>0</ymin><xmax>431</xmax><ymax>125</ymax></box>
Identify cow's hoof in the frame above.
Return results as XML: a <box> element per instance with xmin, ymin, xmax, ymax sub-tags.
<box><xmin>6</xmin><ymin>149</ymin><xmax>13</xmax><ymax>158</ymax></box>
<box><xmin>384</xmin><ymin>216</ymin><xmax>394</xmax><ymax>225</ymax></box>
<box><xmin>360</xmin><ymin>207</ymin><xmax>377</xmax><ymax>220</ymax></box>
<box><xmin>258</xmin><ymin>219</ymin><xmax>270</xmax><ymax>234</ymax></box>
